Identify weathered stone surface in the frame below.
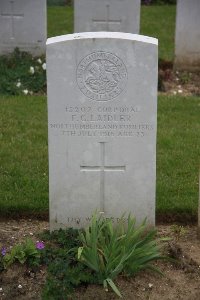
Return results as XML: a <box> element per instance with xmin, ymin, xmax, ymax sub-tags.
<box><xmin>74</xmin><ymin>0</ymin><xmax>141</xmax><ymax>34</ymax></box>
<box><xmin>0</xmin><ymin>0</ymin><xmax>46</xmax><ymax>55</ymax></box>
<box><xmin>175</xmin><ymin>0</ymin><xmax>200</xmax><ymax>70</ymax></box>
<box><xmin>47</xmin><ymin>32</ymin><xmax>158</xmax><ymax>230</ymax></box>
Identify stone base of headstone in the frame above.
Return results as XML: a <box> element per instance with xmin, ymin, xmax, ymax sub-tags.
<box><xmin>174</xmin><ymin>0</ymin><xmax>200</xmax><ymax>71</ymax></box>
<box><xmin>174</xmin><ymin>59</ymin><xmax>200</xmax><ymax>72</ymax></box>
<box><xmin>0</xmin><ymin>0</ymin><xmax>46</xmax><ymax>56</ymax></box>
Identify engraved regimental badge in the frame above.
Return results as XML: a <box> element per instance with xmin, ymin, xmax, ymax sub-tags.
<box><xmin>76</xmin><ymin>51</ymin><xmax>128</xmax><ymax>101</ymax></box>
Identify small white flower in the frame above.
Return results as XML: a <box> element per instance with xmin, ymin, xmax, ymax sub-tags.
<box><xmin>148</xmin><ymin>283</ymin><xmax>153</xmax><ymax>288</ymax></box>
<box><xmin>23</xmin><ymin>89</ymin><xmax>29</xmax><ymax>95</ymax></box>
<box><xmin>29</xmin><ymin>66</ymin><xmax>35</xmax><ymax>74</ymax></box>
<box><xmin>16</xmin><ymin>82</ymin><xmax>21</xmax><ymax>88</ymax></box>
<box><xmin>18</xmin><ymin>284</ymin><xmax>22</xmax><ymax>289</ymax></box>
<box><xmin>29</xmin><ymin>232</ymin><xmax>33</xmax><ymax>236</ymax></box>
<box><xmin>0</xmin><ymin>288</ymin><xmax>3</xmax><ymax>292</ymax></box>
<box><xmin>173</xmin><ymin>91</ymin><xmax>177</xmax><ymax>95</ymax></box>
<box><xmin>42</xmin><ymin>63</ymin><xmax>46</xmax><ymax>70</ymax></box>
<box><xmin>37</xmin><ymin>58</ymin><xmax>42</xmax><ymax>64</ymax></box>
<box><xmin>178</xmin><ymin>89</ymin><xmax>183</xmax><ymax>93</ymax></box>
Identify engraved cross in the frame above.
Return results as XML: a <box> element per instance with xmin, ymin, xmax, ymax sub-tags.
<box><xmin>1</xmin><ymin>1</ymin><xmax>24</xmax><ymax>39</ymax></box>
<box><xmin>80</xmin><ymin>142</ymin><xmax>126</xmax><ymax>212</ymax></box>
<box><xmin>92</xmin><ymin>4</ymin><xmax>121</xmax><ymax>31</ymax></box>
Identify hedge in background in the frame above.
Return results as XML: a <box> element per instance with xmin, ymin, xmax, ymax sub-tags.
<box><xmin>142</xmin><ymin>0</ymin><xmax>176</xmax><ymax>4</ymax></box>
<box><xmin>47</xmin><ymin>0</ymin><xmax>72</xmax><ymax>6</ymax></box>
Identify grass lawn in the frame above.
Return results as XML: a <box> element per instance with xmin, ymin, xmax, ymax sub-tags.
<box><xmin>48</xmin><ymin>6</ymin><xmax>73</xmax><ymax>37</ymax></box>
<box><xmin>47</xmin><ymin>4</ymin><xmax>176</xmax><ymax>61</ymax></box>
<box><xmin>140</xmin><ymin>5</ymin><xmax>176</xmax><ymax>61</ymax></box>
<box><xmin>157</xmin><ymin>96</ymin><xmax>200</xmax><ymax>216</ymax></box>
<box><xmin>0</xmin><ymin>95</ymin><xmax>199</xmax><ymax>217</ymax></box>
<box><xmin>0</xmin><ymin>96</ymin><xmax>48</xmax><ymax>216</ymax></box>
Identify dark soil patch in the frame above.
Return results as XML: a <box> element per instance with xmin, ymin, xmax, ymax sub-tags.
<box><xmin>0</xmin><ymin>211</ymin><xmax>198</xmax><ymax>225</ymax></box>
<box><xmin>156</xmin><ymin>213</ymin><xmax>198</xmax><ymax>225</ymax></box>
<box><xmin>158</xmin><ymin>61</ymin><xmax>200</xmax><ymax>96</ymax></box>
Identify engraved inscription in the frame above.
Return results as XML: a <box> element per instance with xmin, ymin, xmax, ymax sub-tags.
<box><xmin>49</xmin><ymin>105</ymin><xmax>154</xmax><ymax>138</ymax></box>
<box><xmin>65</xmin><ymin>216</ymin><xmax>127</xmax><ymax>226</ymax></box>
<box><xmin>76</xmin><ymin>52</ymin><xmax>128</xmax><ymax>101</ymax></box>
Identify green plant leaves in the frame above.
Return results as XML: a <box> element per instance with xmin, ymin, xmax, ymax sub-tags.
<box><xmin>1</xmin><ymin>215</ymin><xmax>168</xmax><ymax>298</ymax></box>
<box><xmin>3</xmin><ymin>238</ymin><xmax>41</xmax><ymax>269</ymax></box>
<box><xmin>78</xmin><ymin>212</ymin><xmax>168</xmax><ymax>297</ymax></box>
<box><xmin>0</xmin><ymin>48</ymin><xmax>46</xmax><ymax>96</ymax></box>
<box><xmin>105</xmin><ymin>278</ymin><xmax>122</xmax><ymax>298</ymax></box>
<box><xmin>41</xmin><ymin>228</ymin><xmax>96</xmax><ymax>300</ymax></box>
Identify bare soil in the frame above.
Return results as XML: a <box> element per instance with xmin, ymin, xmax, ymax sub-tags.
<box><xmin>158</xmin><ymin>63</ymin><xmax>200</xmax><ymax>96</ymax></box>
<box><xmin>0</xmin><ymin>219</ymin><xmax>200</xmax><ymax>300</ymax></box>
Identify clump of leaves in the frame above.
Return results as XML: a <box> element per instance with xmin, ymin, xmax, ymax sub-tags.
<box><xmin>170</xmin><ymin>224</ymin><xmax>187</xmax><ymax>242</ymax></box>
<box><xmin>40</xmin><ymin>227</ymin><xmax>80</xmax><ymax>249</ymax></box>
<box><xmin>78</xmin><ymin>213</ymin><xmax>168</xmax><ymax>297</ymax></box>
<box><xmin>0</xmin><ymin>48</ymin><xmax>46</xmax><ymax>95</ymax></box>
<box><xmin>42</xmin><ymin>258</ymin><xmax>95</xmax><ymax>300</ymax></box>
<box><xmin>178</xmin><ymin>72</ymin><xmax>192</xmax><ymax>85</ymax></box>
<box><xmin>3</xmin><ymin>238</ymin><xmax>44</xmax><ymax>269</ymax></box>
<box><xmin>42</xmin><ymin>228</ymin><xmax>96</xmax><ymax>300</ymax></box>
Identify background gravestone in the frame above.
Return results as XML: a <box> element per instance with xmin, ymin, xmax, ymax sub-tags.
<box><xmin>47</xmin><ymin>32</ymin><xmax>158</xmax><ymax>230</ymax></box>
<box><xmin>74</xmin><ymin>0</ymin><xmax>141</xmax><ymax>33</ymax></box>
<box><xmin>175</xmin><ymin>0</ymin><xmax>200</xmax><ymax>70</ymax></box>
<box><xmin>0</xmin><ymin>0</ymin><xmax>46</xmax><ymax>55</ymax></box>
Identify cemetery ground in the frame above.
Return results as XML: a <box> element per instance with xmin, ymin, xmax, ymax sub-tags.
<box><xmin>0</xmin><ymin>219</ymin><xmax>200</xmax><ymax>299</ymax></box>
<box><xmin>0</xmin><ymin>3</ymin><xmax>200</xmax><ymax>300</ymax></box>
<box><xmin>0</xmin><ymin>75</ymin><xmax>200</xmax><ymax>300</ymax></box>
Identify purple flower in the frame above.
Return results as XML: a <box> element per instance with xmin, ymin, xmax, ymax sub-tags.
<box><xmin>36</xmin><ymin>241</ymin><xmax>45</xmax><ymax>250</ymax></box>
<box><xmin>1</xmin><ymin>247</ymin><xmax>6</xmax><ymax>256</ymax></box>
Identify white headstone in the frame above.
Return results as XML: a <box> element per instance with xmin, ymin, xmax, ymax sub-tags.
<box><xmin>0</xmin><ymin>0</ymin><xmax>46</xmax><ymax>55</ymax></box>
<box><xmin>175</xmin><ymin>0</ymin><xmax>200</xmax><ymax>70</ymax></box>
<box><xmin>47</xmin><ymin>32</ymin><xmax>158</xmax><ymax>230</ymax></box>
<box><xmin>74</xmin><ymin>0</ymin><xmax>141</xmax><ymax>34</ymax></box>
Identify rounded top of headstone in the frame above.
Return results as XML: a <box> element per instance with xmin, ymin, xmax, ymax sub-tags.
<box><xmin>46</xmin><ymin>32</ymin><xmax>158</xmax><ymax>46</ymax></box>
